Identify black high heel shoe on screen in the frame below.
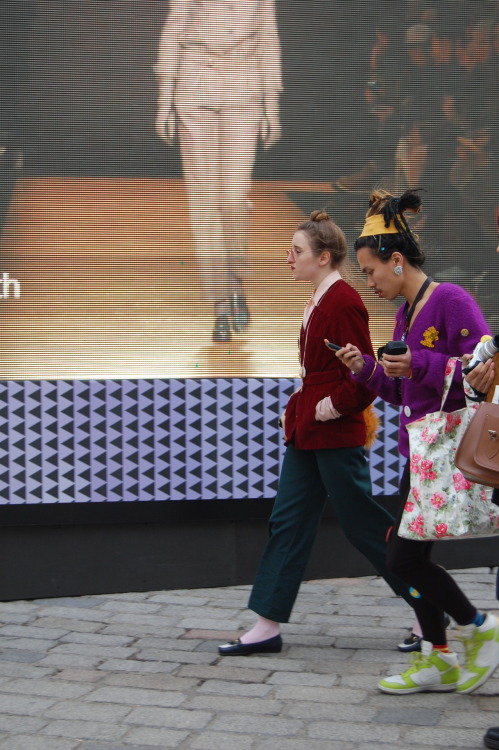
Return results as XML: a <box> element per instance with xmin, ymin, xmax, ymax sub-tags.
<box><xmin>230</xmin><ymin>291</ymin><xmax>250</xmax><ymax>333</ymax></box>
<box><xmin>212</xmin><ymin>313</ymin><xmax>231</xmax><ymax>343</ymax></box>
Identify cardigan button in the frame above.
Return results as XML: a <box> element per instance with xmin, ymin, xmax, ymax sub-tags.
<box><xmin>404</xmin><ymin>405</ymin><xmax>412</xmax><ymax>417</ymax></box>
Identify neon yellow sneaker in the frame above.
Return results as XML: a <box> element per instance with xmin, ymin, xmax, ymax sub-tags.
<box><xmin>379</xmin><ymin>640</ymin><xmax>459</xmax><ymax>694</ymax></box>
<box><xmin>457</xmin><ymin>612</ymin><xmax>499</xmax><ymax>694</ymax></box>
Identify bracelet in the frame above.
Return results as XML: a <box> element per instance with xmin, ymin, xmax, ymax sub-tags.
<box><xmin>365</xmin><ymin>361</ymin><xmax>378</xmax><ymax>383</ymax></box>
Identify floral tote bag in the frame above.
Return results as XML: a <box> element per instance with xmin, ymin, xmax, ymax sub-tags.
<box><xmin>399</xmin><ymin>358</ymin><xmax>499</xmax><ymax>541</ymax></box>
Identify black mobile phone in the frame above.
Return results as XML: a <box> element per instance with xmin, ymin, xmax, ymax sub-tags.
<box><xmin>326</xmin><ymin>342</ymin><xmax>342</xmax><ymax>351</ymax></box>
<box><xmin>384</xmin><ymin>340</ymin><xmax>407</xmax><ymax>356</ymax></box>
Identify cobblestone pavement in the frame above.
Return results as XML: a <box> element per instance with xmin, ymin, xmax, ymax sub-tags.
<box><xmin>0</xmin><ymin>568</ymin><xmax>497</xmax><ymax>749</ymax></box>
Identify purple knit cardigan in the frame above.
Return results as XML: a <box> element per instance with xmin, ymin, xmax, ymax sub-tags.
<box><xmin>353</xmin><ymin>283</ymin><xmax>491</xmax><ymax>457</ymax></box>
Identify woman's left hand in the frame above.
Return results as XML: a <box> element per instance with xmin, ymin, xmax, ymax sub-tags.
<box><xmin>463</xmin><ymin>357</ymin><xmax>495</xmax><ymax>394</ymax></box>
<box><xmin>380</xmin><ymin>346</ymin><xmax>412</xmax><ymax>379</ymax></box>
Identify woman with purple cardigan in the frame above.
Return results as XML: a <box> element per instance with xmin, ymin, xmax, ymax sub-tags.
<box><xmin>335</xmin><ymin>188</ymin><xmax>499</xmax><ymax>696</ymax></box>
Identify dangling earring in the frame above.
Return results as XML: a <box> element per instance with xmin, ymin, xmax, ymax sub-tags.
<box><xmin>394</xmin><ymin>265</ymin><xmax>403</xmax><ymax>276</ymax></box>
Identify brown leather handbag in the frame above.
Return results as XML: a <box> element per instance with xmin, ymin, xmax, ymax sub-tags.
<box><xmin>455</xmin><ymin>402</ymin><xmax>499</xmax><ymax>488</ymax></box>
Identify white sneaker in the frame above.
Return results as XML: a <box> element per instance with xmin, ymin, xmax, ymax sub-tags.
<box><xmin>379</xmin><ymin>640</ymin><xmax>459</xmax><ymax>694</ymax></box>
<box><xmin>457</xmin><ymin>612</ymin><xmax>499</xmax><ymax>694</ymax></box>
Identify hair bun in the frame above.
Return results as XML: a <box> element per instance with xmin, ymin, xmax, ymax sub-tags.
<box><xmin>309</xmin><ymin>209</ymin><xmax>330</xmax><ymax>222</ymax></box>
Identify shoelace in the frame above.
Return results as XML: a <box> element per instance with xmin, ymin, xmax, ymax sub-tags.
<box><xmin>459</xmin><ymin>636</ymin><xmax>479</xmax><ymax>664</ymax></box>
<box><xmin>403</xmin><ymin>651</ymin><xmax>430</xmax><ymax>675</ymax></box>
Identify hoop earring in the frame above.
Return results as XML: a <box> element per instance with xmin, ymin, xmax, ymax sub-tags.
<box><xmin>394</xmin><ymin>265</ymin><xmax>403</xmax><ymax>276</ymax></box>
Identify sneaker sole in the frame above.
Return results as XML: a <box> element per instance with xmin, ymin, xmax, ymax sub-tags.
<box><xmin>458</xmin><ymin>663</ymin><xmax>499</xmax><ymax>694</ymax></box>
<box><xmin>379</xmin><ymin>682</ymin><xmax>457</xmax><ymax>695</ymax></box>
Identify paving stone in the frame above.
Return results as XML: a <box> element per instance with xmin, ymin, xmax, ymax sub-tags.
<box><xmin>375</xmin><ymin>708</ymin><xmax>441</xmax><ymax>726</ymax></box>
<box><xmin>253</xmin><ymin>740</ymin><xmax>354</xmax><ymax>750</ymax></box>
<box><xmin>0</xmin><ymin>736</ymin><xmax>80</xmax><ymax>749</ymax></box>
<box><xmin>286</xmin><ymin>701</ymin><xmax>378</xmax><ymax>722</ymax></box>
<box><xmin>403</xmin><ymin>726</ymin><xmax>487</xmax><ymax>746</ymax></box>
<box><xmin>210</xmin><ymin>714</ymin><xmax>303</xmax><ymax>736</ymax></box>
<box><xmin>0</xmin><ymin>649</ymin><xmax>49</xmax><ymax>663</ymax></box>
<box><xmin>99</xmin><ymin>624</ymin><xmax>186</xmax><ymax>638</ymax></box>
<box><xmin>103</xmin><ymin>673</ymin><xmax>199</xmax><ymax>691</ymax></box>
<box><xmin>39</xmin><ymin>719</ymin><xmax>126</xmax><ymax>742</ymax></box>
<box><xmin>60</xmin><ymin>633</ymin><xmax>136</xmax><ymax>648</ymax></box>
<box><xmin>0</xmin><ymin>715</ymin><xmax>49</xmax><ymax>733</ymax></box>
<box><xmin>177</xmin><ymin>664</ymin><xmax>271</xmax><ymax>683</ymax></box>
<box><xmin>196</xmin><ymin>679</ymin><xmax>273</xmax><ymax>697</ymax></box>
<box><xmin>0</xmin><ymin>662</ymin><xmax>55</xmax><ymax>678</ymax></box>
<box><xmin>124</xmin><ymin>706</ymin><xmax>212</xmax><ymax>729</ymax></box>
<box><xmin>36</xmin><ymin>607</ymin><xmax>110</xmax><ymax>622</ymax></box>
<box><xmin>134</xmin><ymin>636</ymin><xmax>201</xmax><ymax>651</ymax></box>
<box><xmin>187</xmin><ymin>731</ymin><xmax>255</xmax><ymax>749</ymax></box>
<box><xmin>179</xmin><ymin>617</ymin><xmax>246</xmax><ymax>630</ymax></box>
<box><xmin>38</xmin><ymin>653</ymin><xmax>104</xmax><ymax>669</ymax></box>
<box><xmin>0</xmin><ymin>692</ymin><xmax>57</xmax><ymax>715</ymax></box>
<box><xmin>184</xmin><ymin>694</ymin><xmax>283</xmax><ymax>715</ymax></box>
<box><xmin>0</xmin><ymin>676</ymin><xmax>94</xmax><ymax>698</ymax></box>
<box><xmin>87</xmin><ymin>686</ymin><xmax>186</xmax><ymax>708</ymax></box>
<box><xmin>121</xmin><ymin>727</ymin><xmax>189</xmax><ymax>747</ymax></box>
<box><xmin>0</xmin><ymin>625</ymin><xmax>70</xmax><ymax>639</ymax></box>
<box><xmin>49</xmin><ymin>643</ymin><xmax>139</xmax><ymax>659</ymax></box>
<box><xmin>266</xmin><ymin>671</ymin><xmax>339</xmax><ymax>687</ymax></box>
<box><xmin>308</xmin><ymin>720</ymin><xmax>400</xmax><ymax>742</ymax></box>
<box><xmin>97</xmin><ymin>659</ymin><xmax>180</xmax><ymax>674</ymax></box>
<box><xmin>99</xmin><ymin>601</ymin><xmax>163</xmax><ymax>614</ymax></box>
<box><xmin>54</xmin><ymin>669</ymin><xmax>106</xmax><ymax>683</ymax></box>
<box><xmin>44</xmin><ymin>699</ymin><xmax>132</xmax><ymax>722</ymax></box>
<box><xmin>272</xmin><ymin>684</ymin><xmax>368</xmax><ymax>704</ymax></box>
<box><xmin>33</xmin><ymin>617</ymin><xmax>103</xmax><ymax>633</ymax></box>
<box><xmin>148</xmin><ymin>594</ymin><xmax>210</xmax><ymax>606</ymax></box>
<box><xmin>34</xmin><ymin>597</ymin><xmax>104</xmax><ymax>609</ymax></box>
<box><xmin>137</xmin><ymin>648</ymin><xmax>218</xmax><ymax>665</ymax></box>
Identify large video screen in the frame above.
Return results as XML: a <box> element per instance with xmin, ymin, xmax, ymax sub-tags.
<box><xmin>1</xmin><ymin>1</ymin><xmax>498</xmax><ymax>504</ymax></box>
<box><xmin>3</xmin><ymin>0</ymin><xmax>497</xmax><ymax>381</ymax></box>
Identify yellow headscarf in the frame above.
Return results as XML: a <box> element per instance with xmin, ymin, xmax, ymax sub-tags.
<box><xmin>358</xmin><ymin>213</ymin><xmax>403</xmax><ymax>237</ymax></box>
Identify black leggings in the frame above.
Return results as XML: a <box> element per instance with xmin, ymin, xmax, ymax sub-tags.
<box><xmin>386</xmin><ymin>461</ymin><xmax>477</xmax><ymax>645</ymax></box>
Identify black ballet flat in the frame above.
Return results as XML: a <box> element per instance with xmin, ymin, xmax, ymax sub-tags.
<box><xmin>218</xmin><ymin>634</ymin><xmax>282</xmax><ymax>656</ymax></box>
<box><xmin>212</xmin><ymin>314</ymin><xmax>231</xmax><ymax>343</ymax></box>
<box><xmin>230</xmin><ymin>292</ymin><xmax>250</xmax><ymax>333</ymax></box>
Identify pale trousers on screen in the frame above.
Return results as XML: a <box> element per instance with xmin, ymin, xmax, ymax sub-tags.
<box><xmin>177</xmin><ymin>102</ymin><xmax>262</xmax><ymax>302</ymax></box>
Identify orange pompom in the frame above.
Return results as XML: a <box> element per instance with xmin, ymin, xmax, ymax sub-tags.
<box><xmin>363</xmin><ymin>404</ymin><xmax>380</xmax><ymax>450</ymax></box>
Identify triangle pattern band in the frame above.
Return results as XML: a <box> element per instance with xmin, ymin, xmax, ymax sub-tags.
<box><xmin>0</xmin><ymin>379</ymin><xmax>400</xmax><ymax>504</ymax></box>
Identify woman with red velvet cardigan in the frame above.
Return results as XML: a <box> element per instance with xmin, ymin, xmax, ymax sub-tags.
<box><xmin>218</xmin><ymin>210</ymin><xmax>416</xmax><ymax>656</ymax></box>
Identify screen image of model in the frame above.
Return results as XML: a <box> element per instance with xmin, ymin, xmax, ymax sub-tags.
<box><xmin>2</xmin><ymin>1</ymin><xmax>496</xmax><ymax>381</ymax></box>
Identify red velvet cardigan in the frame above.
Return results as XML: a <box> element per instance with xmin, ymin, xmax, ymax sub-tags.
<box><xmin>284</xmin><ymin>279</ymin><xmax>376</xmax><ymax>450</ymax></box>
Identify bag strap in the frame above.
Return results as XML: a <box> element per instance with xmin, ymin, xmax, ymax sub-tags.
<box><xmin>439</xmin><ymin>358</ymin><xmax>459</xmax><ymax>411</ymax></box>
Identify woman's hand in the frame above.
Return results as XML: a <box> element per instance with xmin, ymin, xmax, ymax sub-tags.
<box><xmin>155</xmin><ymin>83</ymin><xmax>176</xmax><ymax>142</ymax></box>
<box><xmin>380</xmin><ymin>347</ymin><xmax>412</xmax><ymax>379</ymax></box>
<box><xmin>260</xmin><ymin>92</ymin><xmax>281</xmax><ymax>149</ymax></box>
<box><xmin>326</xmin><ymin>341</ymin><xmax>366</xmax><ymax>374</ymax></box>
<box><xmin>155</xmin><ymin>105</ymin><xmax>176</xmax><ymax>142</ymax></box>
<box><xmin>463</xmin><ymin>356</ymin><xmax>496</xmax><ymax>394</ymax></box>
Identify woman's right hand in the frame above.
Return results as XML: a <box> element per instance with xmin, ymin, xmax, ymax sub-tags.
<box><xmin>326</xmin><ymin>341</ymin><xmax>366</xmax><ymax>374</ymax></box>
<box><xmin>155</xmin><ymin>105</ymin><xmax>176</xmax><ymax>142</ymax></box>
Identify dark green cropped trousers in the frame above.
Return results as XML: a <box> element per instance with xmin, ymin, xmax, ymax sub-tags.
<box><xmin>248</xmin><ymin>443</ymin><xmax>414</xmax><ymax>622</ymax></box>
